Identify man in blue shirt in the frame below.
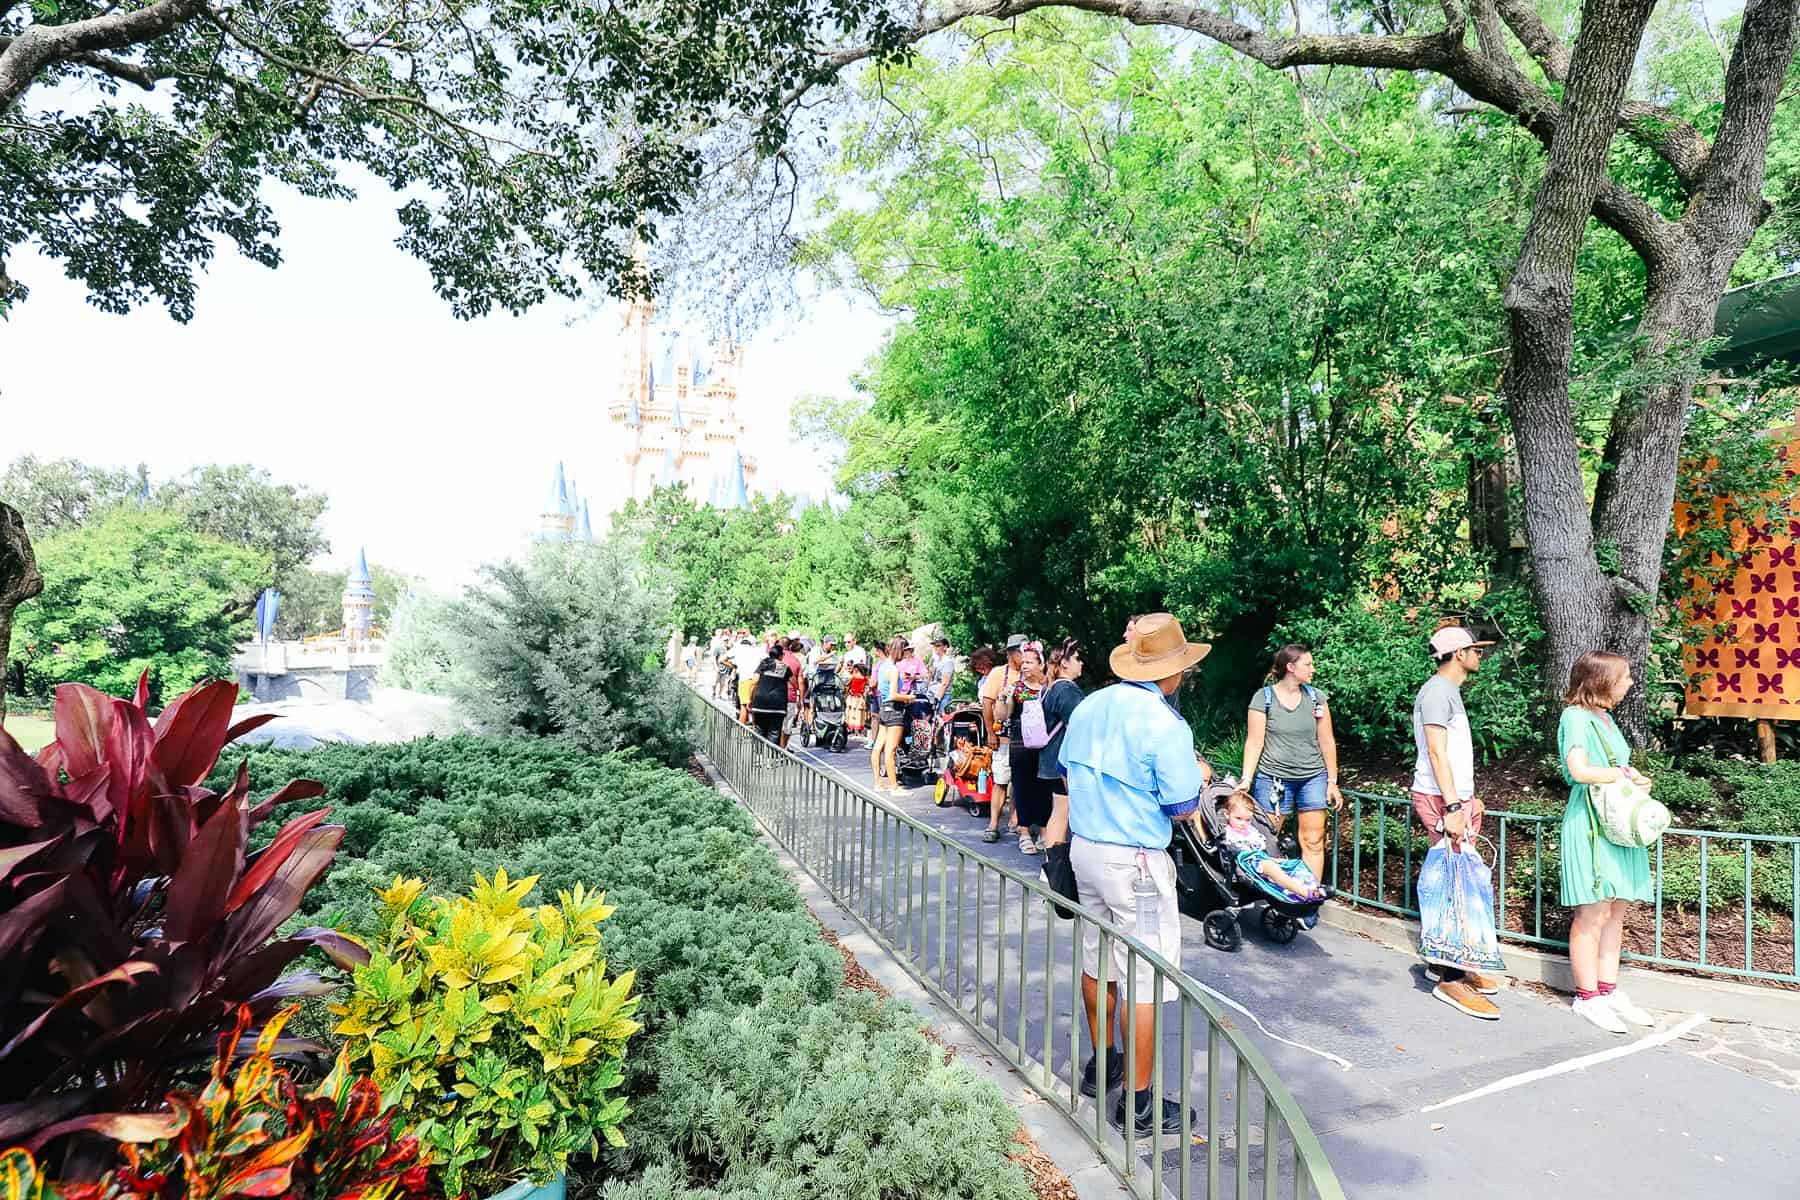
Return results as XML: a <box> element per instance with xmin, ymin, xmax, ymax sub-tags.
<box><xmin>1059</xmin><ymin>612</ymin><xmax>1211</xmax><ymax>1138</ymax></box>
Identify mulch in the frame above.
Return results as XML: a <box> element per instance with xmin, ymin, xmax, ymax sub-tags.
<box><xmin>811</xmin><ymin>918</ymin><xmax>1080</xmax><ymax>1200</ymax></box>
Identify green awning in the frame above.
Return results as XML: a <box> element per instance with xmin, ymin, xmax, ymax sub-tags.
<box><xmin>1708</xmin><ymin>271</ymin><xmax>1800</xmax><ymax>369</ymax></box>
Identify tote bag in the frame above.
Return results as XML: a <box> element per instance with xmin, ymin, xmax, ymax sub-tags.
<box><xmin>1586</xmin><ymin>716</ymin><xmax>1671</xmax><ymax>849</ymax></box>
<box><xmin>1019</xmin><ymin>684</ymin><xmax>1064</xmax><ymax>749</ymax></box>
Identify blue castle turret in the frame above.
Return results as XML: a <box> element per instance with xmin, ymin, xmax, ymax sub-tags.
<box><xmin>341</xmin><ymin>547</ymin><xmax>375</xmax><ymax>646</ymax></box>
<box><xmin>720</xmin><ymin>449</ymin><xmax>749</xmax><ymax>511</ymax></box>
<box><xmin>578</xmin><ymin>500</ymin><xmax>594</xmax><ymax>542</ymax></box>
<box><xmin>538</xmin><ymin>461</ymin><xmax>577</xmax><ymax>542</ymax></box>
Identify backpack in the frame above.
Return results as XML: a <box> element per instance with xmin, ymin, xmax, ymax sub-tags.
<box><xmin>1019</xmin><ymin>681</ymin><xmax>1069</xmax><ymax>750</ymax></box>
<box><xmin>1261</xmin><ymin>684</ymin><xmax>1324</xmax><ymax>721</ymax></box>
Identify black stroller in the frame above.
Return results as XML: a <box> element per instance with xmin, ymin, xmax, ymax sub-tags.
<box><xmin>802</xmin><ymin>663</ymin><xmax>849</xmax><ymax>752</ymax></box>
<box><xmin>1170</xmin><ymin>780</ymin><xmax>1331</xmax><ymax>951</ymax></box>
<box><xmin>893</xmin><ymin>698</ymin><xmax>939</xmax><ymax>784</ymax></box>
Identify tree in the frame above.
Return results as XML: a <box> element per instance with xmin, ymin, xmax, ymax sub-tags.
<box><xmin>0</xmin><ymin>0</ymin><xmax>909</xmax><ymax>319</ymax></box>
<box><xmin>0</xmin><ymin>501</ymin><xmax>42</xmax><ymax>722</ymax></box>
<box><xmin>442</xmin><ymin>539</ymin><xmax>694</xmax><ymax>766</ymax></box>
<box><xmin>154</xmin><ymin>465</ymin><xmax>328</xmax><ymax>587</ymax></box>
<box><xmin>668</xmin><ymin>0</ymin><xmax>1800</xmax><ymax>739</ymax></box>
<box><xmin>0</xmin><ymin>456</ymin><xmax>140</xmax><ymax>536</ymax></box>
<box><xmin>9</xmin><ymin>508</ymin><xmax>268</xmax><ymax>703</ymax></box>
<box><xmin>380</xmin><ymin>591</ymin><xmax>466</xmax><ymax>694</ymax></box>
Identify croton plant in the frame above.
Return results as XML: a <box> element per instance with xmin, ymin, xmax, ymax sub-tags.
<box><xmin>0</xmin><ymin>676</ymin><xmax>368</xmax><ymax>1165</ymax></box>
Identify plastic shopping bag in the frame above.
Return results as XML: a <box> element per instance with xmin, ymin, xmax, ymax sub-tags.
<box><xmin>1416</xmin><ymin>841</ymin><xmax>1505</xmax><ymax>973</ymax></box>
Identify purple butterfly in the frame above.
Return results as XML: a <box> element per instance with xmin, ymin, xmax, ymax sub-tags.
<box><xmin>1750</xmin><ymin>573</ymin><xmax>1777</xmax><ymax>595</ymax></box>
<box><xmin>1696</xmin><ymin>647</ymin><xmax>1721</xmax><ymax>669</ymax></box>
<box><xmin>1755</xmin><ymin>622</ymin><xmax>1781</xmax><ymax>644</ymax></box>
<box><xmin>1774</xmin><ymin>597</ymin><xmax>1800</xmax><ymax>619</ymax></box>
<box><xmin>1771</xmin><ymin>545</ymin><xmax>1797</xmax><ymax>568</ymax></box>
<box><xmin>1736</xmin><ymin>648</ymin><xmax>1762</xmax><ymax>669</ymax></box>
<box><xmin>1759</xmin><ymin>673</ymin><xmax>1784</xmax><ymax>695</ymax></box>
<box><xmin>1780</xmin><ymin>648</ymin><xmax>1800</xmax><ymax>670</ymax></box>
<box><xmin>1733</xmin><ymin>598</ymin><xmax>1759</xmax><ymax>619</ymax></box>
<box><xmin>1718</xmin><ymin>672</ymin><xmax>1744</xmax><ymax>695</ymax></box>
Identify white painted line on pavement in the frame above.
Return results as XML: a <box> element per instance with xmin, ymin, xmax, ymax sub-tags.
<box><xmin>1418</xmin><ymin>1011</ymin><xmax>1709</xmax><ymax>1114</ymax></box>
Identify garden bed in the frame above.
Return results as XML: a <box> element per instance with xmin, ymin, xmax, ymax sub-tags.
<box><xmin>221</xmin><ymin>735</ymin><xmax>1043</xmax><ymax>1200</ymax></box>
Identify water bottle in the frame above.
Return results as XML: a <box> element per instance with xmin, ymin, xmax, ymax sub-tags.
<box><xmin>977</xmin><ymin>767</ymin><xmax>989</xmax><ymax>793</ymax></box>
<box><xmin>1132</xmin><ymin>867</ymin><xmax>1160</xmax><ymax>932</ymax></box>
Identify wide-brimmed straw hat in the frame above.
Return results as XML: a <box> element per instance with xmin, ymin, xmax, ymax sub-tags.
<box><xmin>1109</xmin><ymin>612</ymin><xmax>1212</xmax><ymax>682</ymax></box>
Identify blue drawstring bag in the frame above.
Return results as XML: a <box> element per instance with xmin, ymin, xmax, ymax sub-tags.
<box><xmin>1417</xmin><ymin>841</ymin><xmax>1505</xmax><ymax>973</ymax></box>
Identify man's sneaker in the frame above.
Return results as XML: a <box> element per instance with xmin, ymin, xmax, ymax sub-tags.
<box><xmin>1078</xmin><ymin>1051</ymin><xmax>1126</xmax><ymax>1099</ymax></box>
<box><xmin>1426</xmin><ymin>967</ymin><xmax>1500</xmax><ymax>995</ymax></box>
<box><xmin>1110</xmin><ymin>1091</ymin><xmax>1193</xmax><ymax>1138</ymax></box>
<box><xmin>1433</xmin><ymin>980</ymin><xmax>1500</xmax><ymax>1021</ymax></box>
<box><xmin>1607</xmin><ymin>989</ymin><xmax>1656</xmax><ymax>1027</ymax></box>
<box><xmin>1572</xmin><ymin>995</ymin><xmax>1628</xmax><ymax>1034</ymax></box>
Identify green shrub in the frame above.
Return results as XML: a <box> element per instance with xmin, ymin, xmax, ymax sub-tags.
<box><xmin>1630</xmin><ymin>753</ymin><xmax>1726</xmax><ymax>828</ymax></box>
<box><xmin>1712</xmin><ymin>759</ymin><xmax>1800</xmax><ymax>838</ymax></box>
<box><xmin>1275</xmin><ymin>595</ymin><xmax>1545</xmax><ymax>760</ymax></box>
<box><xmin>620</xmin><ymin>981</ymin><xmax>1032</xmax><ymax>1200</ymax></box>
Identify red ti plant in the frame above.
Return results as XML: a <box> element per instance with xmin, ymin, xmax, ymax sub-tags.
<box><xmin>0</xmin><ymin>676</ymin><xmax>369</xmax><ymax>1163</ymax></box>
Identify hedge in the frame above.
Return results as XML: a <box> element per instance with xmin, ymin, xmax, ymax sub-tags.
<box><xmin>216</xmin><ymin>737</ymin><xmax>1033</xmax><ymax>1200</ymax></box>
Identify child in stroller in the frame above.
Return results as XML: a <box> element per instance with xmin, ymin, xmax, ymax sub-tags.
<box><xmin>1170</xmin><ymin>780</ymin><xmax>1331</xmax><ymax>951</ymax></box>
<box><xmin>803</xmin><ymin>660</ymin><xmax>849</xmax><ymax>752</ymax></box>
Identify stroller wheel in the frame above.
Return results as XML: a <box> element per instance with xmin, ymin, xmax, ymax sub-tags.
<box><xmin>1202</xmin><ymin>911</ymin><xmax>1241</xmax><ymax>953</ymax></box>
<box><xmin>1260</xmin><ymin>908</ymin><xmax>1300</xmax><ymax>945</ymax></box>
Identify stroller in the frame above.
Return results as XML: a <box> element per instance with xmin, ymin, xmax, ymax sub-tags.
<box><xmin>1170</xmin><ymin>780</ymin><xmax>1331</xmax><ymax>952</ymax></box>
<box><xmin>931</xmin><ymin>703</ymin><xmax>994</xmax><ymax>815</ymax></box>
<box><xmin>892</xmin><ymin>698</ymin><xmax>938</xmax><ymax>784</ymax></box>
<box><xmin>802</xmin><ymin>663</ymin><xmax>849</xmax><ymax>752</ymax></box>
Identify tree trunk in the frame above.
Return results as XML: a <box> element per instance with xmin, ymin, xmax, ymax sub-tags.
<box><xmin>0</xmin><ymin>502</ymin><xmax>44</xmax><ymax>726</ymax></box>
<box><xmin>1501</xmin><ymin>0</ymin><xmax>1660</xmax><ymax>732</ymax></box>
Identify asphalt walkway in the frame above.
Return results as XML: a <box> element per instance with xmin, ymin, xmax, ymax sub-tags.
<box><xmin>701</xmin><ymin>687</ymin><xmax>1799</xmax><ymax>1198</ymax></box>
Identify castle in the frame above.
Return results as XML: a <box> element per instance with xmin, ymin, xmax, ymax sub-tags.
<box><xmin>233</xmin><ymin>547</ymin><xmax>385</xmax><ymax>702</ymax></box>
<box><xmin>604</xmin><ymin>287</ymin><xmax>758</xmax><ymax>509</ymax></box>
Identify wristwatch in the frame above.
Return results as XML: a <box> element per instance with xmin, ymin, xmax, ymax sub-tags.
<box><xmin>1443</xmin><ymin>800</ymin><xmax>1464</xmax><ymax>813</ymax></box>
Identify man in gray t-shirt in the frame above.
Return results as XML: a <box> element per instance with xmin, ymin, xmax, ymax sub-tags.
<box><xmin>1411</xmin><ymin>624</ymin><xmax>1497</xmax><ymax>1020</ymax></box>
<box><xmin>929</xmin><ymin>634</ymin><xmax>956</xmax><ymax>712</ymax></box>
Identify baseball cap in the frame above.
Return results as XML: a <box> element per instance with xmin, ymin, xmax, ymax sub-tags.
<box><xmin>1005</xmin><ymin>634</ymin><xmax>1027</xmax><ymax>651</ymax></box>
<box><xmin>932</xmin><ymin>634</ymin><xmax>950</xmax><ymax>647</ymax></box>
<box><xmin>1429</xmin><ymin>626</ymin><xmax>1495</xmax><ymax>657</ymax></box>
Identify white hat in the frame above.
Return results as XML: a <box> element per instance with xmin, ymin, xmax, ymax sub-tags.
<box><xmin>1428</xmin><ymin>626</ymin><xmax>1494</xmax><ymax>657</ymax></box>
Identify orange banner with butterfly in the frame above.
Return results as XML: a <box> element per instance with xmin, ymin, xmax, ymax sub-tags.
<box><xmin>1678</xmin><ymin>429</ymin><xmax>1800</xmax><ymax>719</ymax></box>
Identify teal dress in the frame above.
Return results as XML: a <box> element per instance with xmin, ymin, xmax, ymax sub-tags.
<box><xmin>1557</xmin><ymin>706</ymin><xmax>1655</xmax><ymax>906</ymax></box>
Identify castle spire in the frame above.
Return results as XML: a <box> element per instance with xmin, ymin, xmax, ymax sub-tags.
<box><xmin>341</xmin><ymin>548</ymin><xmax>375</xmax><ymax>647</ymax></box>
<box><xmin>538</xmin><ymin>461</ymin><xmax>577</xmax><ymax>542</ymax></box>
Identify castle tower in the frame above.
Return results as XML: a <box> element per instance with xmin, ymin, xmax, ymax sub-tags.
<box><xmin>538</xmin><ymin>461</ymin><xmax>577</xmax><ymax>542</ymax></box>
<box><xmin>342</xmin><ymin>548</ymin><xmax>375</xmax><ymax>648</ymax></box>
<box><xmin>578</xmin><ymin>499</ymin><xmax>595</xmax><ymax>542</ymax></box>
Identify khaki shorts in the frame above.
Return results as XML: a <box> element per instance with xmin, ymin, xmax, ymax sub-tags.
<box><xmin>738</xmin><ymin>679</ymin><xmax>754</xmax><ymax>705</ymax></box>
<box><xmin>1069</xmin><ymin>836</ymin><xmax>1182</xmax><ymax>1004</ymax></box>
<box><xmin>991</xmin><ymin>740</ymin><xmax>1013</xmax><ymax>786</ymax></box>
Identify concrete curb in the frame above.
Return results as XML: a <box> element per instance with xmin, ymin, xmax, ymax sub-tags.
<box><xmin>1318</xmin><ymin>901</ymin><xmax>1800</xmax><ymax>1031</ymax></box>
<box><xmin>692</xmin><ymin>752</ymin><xmax>1128</xmax><ymax>1200</ymax></box>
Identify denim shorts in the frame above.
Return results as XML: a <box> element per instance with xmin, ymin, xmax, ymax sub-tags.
<box><xmin>1252</xmin><ymin>770</ymin><xmax>1329</xmax><ymax>815</ymax></box>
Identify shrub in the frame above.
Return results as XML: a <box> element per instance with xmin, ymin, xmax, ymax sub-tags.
<box><xmin>621</xmin><ymin>981</ymin><xmax>1032</xmax><ymax>1200</ymax></box>
<box><xmin>332</xmin><ymin>872</ymin><xmax>640</xmax><ymax>1198</ymax></box>
<box><xmin>1275</xmin><ymin>596</ymin><xmax>1544</xmax><ymax>761</ymax></box>
<box><xmin>84</xmin><ymin>1005</ymin><xmax>432</xmax><ymax>1200</ymax></box>
<box><xmin>0</xmin><ymin>679</ymin><xmax>363</xmax><ymax>1157</ymax></box>
<box><xmin>432</xmin><ymin>540</ymin><xmax>696</xmax><ymax>767</ymax></box>
<box><xmin>1713</xmin><ymin>759</ymin><xmax>1800</xmax><ymax>839</ymax></box>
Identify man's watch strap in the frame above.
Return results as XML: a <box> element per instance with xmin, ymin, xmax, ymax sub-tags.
<box><xmin>1443</xmin><ymin>800</ymin><xmax>1464</xmax><ymax>813</ymax></box>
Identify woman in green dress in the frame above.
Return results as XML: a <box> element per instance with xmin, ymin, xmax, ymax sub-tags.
<box><xmin>1558</xmin><ymin>651</ymin><xmax>1658</xmax><ymax>1036</ymax></box>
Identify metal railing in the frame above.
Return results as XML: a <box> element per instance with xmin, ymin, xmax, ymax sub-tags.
<box><xmin>1324</xmin><ymin>787</ymin><xmax>1800</xmax><ymax>985</ymax></box>
<box><xmin>693</xmin><ymin>693</ymin><xmax>1344</xmax><ymax>1200</ymax></box>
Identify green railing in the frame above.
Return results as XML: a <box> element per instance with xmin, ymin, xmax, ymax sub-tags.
<box><xmin>1324</xmin><ymin>786</ymin><xmax>1800</xmax><ymax>985</ymax></box>
<box><xmin>693</xmin><ymin>694</ymin><xmax>1345</xmax><ymax>1200</ymax></box>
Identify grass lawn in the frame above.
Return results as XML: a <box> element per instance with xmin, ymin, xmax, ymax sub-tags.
<box><xmin>2</xmin><ymin>713</ymin><xmax>54</xmax><ymax>753</ymax></box>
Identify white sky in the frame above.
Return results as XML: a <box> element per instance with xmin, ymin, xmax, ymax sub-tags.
<box><xmin>0</xmin><ymin>172</ymin><xmax>891</xmax><ymax>591</ymax></box>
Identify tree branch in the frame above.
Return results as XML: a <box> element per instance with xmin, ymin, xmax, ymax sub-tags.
<box><xmin>1688</xmin><ymin>0</ymin><xmax>1800</xmax><ymax>242</ymax></box>
<box><xmin>0</xmin><ymin>0</ymin><xmax>198</xmax><ymax>112</ymax></box>
<box><xmin>1493</xmin><ymin>0</ymin><xmax>1569</xmax><ymax>82</ymax></box>
<box><xmin>0</xmin><ymin>35</ymin><xmax>160</xmax><ymax>90</ymax></box>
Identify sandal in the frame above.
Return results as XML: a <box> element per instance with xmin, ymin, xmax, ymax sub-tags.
<box><xmin>982</xmin><ymin>828</ymin><xmax>1001</xmax><ymax>843</ymax></box>
<box><xmin>1018</xmin><ymin>832</ymin><xmax>1039</xmax><ymax>855</ymax></box>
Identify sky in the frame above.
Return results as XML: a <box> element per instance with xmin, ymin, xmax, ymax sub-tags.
<box><xmin>1</xmin><ymin>171</ymin><xmax>892</xmax><ymax>591</ymax></box>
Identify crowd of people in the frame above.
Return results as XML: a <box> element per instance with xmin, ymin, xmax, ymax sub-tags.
<box><xmin>684</xmin><ymin>612</ymin><xmax>1664</xmax><ymax>1134</ymax></box>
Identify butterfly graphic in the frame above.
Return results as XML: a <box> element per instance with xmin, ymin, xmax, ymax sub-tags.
<box><xmin>1732</xmin><ymin>598</ymin><xmax>1759</xmax><ymax>619</ymax></box>
<box><xmin>1695</xmin><ymin>601</ymin><xmax>1719</xmax><ymax>621</ymax></box>
<box><xmin>1696</xmin><ymin>648</ymin><xmax>1721</xmax><ymax>669</ymax></box>
<box><xmin>1736</xmin><ymin>648</ymin><xmax>1762</xmax><ymax>669</ymax></box>
<box><xmin>1759</xmin><ymin>673</ymin><xmax>1785</xmax><ymax>695</ymax></box>
<box><xmin>1771</xmin><ymin>545</ymin><xmax>1798</xmax><ymax>568</ymax></box>
<box><xmin>1790</xmin><ymin>518</ymin><xmax>1800</xmax><ymax>540</ymax></box>
<box><xmin>1774</xmin><ymin>597</ymin><xmax>1800</xmax><ymax>619</ymax></box>
<box><xmin>1755</xmin><ymin>622</ymin><xmax>1781</xmax><ymax>644</ymax></box>
<box><xmin>1750</xmin><ymin>573</ymin><xmax>1777</xmax><ymax>595</ymax></box>
<box><xmin>1718</xmin><ymin>672</ymin><xmax>1744</xmax><ymax>695</ymax></box>
<box><xmin>1748</xmin><ymin>523</ymin><xmax>1776</xmax><ymax>546</ymax></box>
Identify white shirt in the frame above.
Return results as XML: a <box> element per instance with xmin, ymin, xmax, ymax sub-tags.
<box><xmin>730</xmin><ymin>643</ymin><xmax>765</xmax><ymax>678</ymax></box>
<box><xmin>1411</xmin><ymin>673</ymin><xmax>1474</xmax><ymax>800</ymax></box>
<box><xmin>843</xmin><ymin>645</ymin><xmax>869</xmax><ymax>668</ymax></box>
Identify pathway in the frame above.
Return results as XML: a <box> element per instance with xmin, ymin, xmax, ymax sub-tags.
<box><xmin>704</xmin><ymin>689</ymin><xmax>1800</xmax><ymax>1198</ymax></box>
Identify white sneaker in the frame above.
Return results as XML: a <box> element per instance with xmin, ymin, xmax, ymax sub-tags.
<box><xmin>1572</xmin><ymin>996</ymin><xmax>1628</xmax><ymax>1035</ymax></box>
<box><xmin>1607</xmin><ymin>989</ymin><xmax>1656</xmax><ymax>1027</ymax></box>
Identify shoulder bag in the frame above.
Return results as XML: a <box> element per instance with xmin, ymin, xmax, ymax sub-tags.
<box><xmin>1019</xmin><ymin>680</ymin><xmax>1066</xmax><ymax>750</ymax></box>
<box><xmin>1584</xmin><ymin>715</ymin><xmax>1670</xmax><ymax>849</ymax></box>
